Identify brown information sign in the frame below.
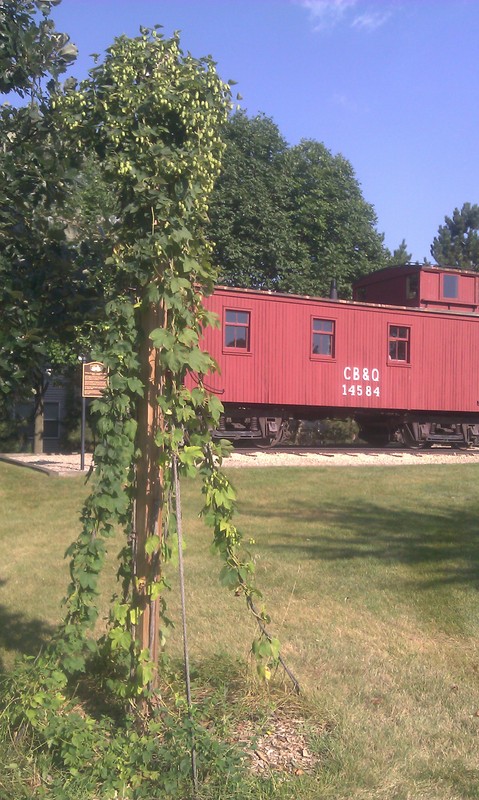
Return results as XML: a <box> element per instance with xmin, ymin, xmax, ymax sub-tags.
<box><xmin>82</xmin><ymin>362</ymin><xmax>108</xmax><ymax>398</ymax></box>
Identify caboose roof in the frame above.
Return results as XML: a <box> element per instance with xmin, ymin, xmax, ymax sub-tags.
<box><xmin>211</xmin><ymin>281</ymin><xmax>479</xmax><ymax>318</ymax></box>
<box><xmin>351</xmin><ymin>263</ymin><xmax>479</xmax><ymax>314</ymax></box>
<box><xmin>352</xmin><ymin>263</ymin><xmax>479</xmax><ymax>287</ymax></box>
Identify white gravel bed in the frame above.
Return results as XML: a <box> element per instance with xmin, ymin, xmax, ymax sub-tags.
<box><xmin>2</xmin><ymin>448</ymin><xmax>479</xmax><ymax>475</ymax></box>
<box><xmin>0</xmin><ymin>452</ymin><xmax>94</xmax><ymax>476</ymax></box>
<box><xmin>224</xmin><ymin>448</ymin><xmax>479</xmax><ymax>468</ymax></box>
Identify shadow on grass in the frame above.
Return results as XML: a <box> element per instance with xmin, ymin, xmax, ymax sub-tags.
<box><xmin>0</xmin><ymin>589</ymin><xmax>55</xmax><ymax>674</ymax></box>
<box><xmin>251</xmin><ymin>500</ymin><xmax>479</xmax><ymax>589</ymax></box>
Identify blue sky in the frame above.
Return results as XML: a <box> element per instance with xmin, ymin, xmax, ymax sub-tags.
<box><xmin>52</xmin><ymin>0</ymin><xmax>479</xmax><ymax>263</ymax></box>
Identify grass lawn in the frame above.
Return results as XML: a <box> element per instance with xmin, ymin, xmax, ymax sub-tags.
<box><xmin>1</xmin><ymin>459</ymin><xmax>479</xmax><ymax>798</ymax></box>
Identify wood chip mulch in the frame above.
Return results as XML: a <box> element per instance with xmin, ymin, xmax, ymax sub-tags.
<box><xmin>232</xmin><ymin>712</ymin><xmax>323</xmax><ymax>775</ymax></box>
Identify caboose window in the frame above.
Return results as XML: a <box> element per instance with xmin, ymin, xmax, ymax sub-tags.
<box><xmin>388</xmin><ymin>325</ymin><xmax>410</xmax><ymax>362</ymax></box>
<box><xmin>406</xmin><ymin>274</ymin><xmax>418</xmax><ymax>299</ymax></box>
<box><xmin>312</xmin><ymin>318</ymin><xmax>335</xmax><ymax>357</ymax></box>
<box><xmin>224</xmin><ymin>309</ymin><xmax>250</xmax><ymax>350</ymax></box>
<box><xmin>443</xmin><ymin>274</ymin><xmax>458</xmax><ymax>299</ymax></box>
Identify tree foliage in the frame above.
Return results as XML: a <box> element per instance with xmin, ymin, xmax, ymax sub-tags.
<box><xmin>208</xmin><ymin>111</ymin><xmax>388</xmax><ymax>297</ymax></box>
<box><xmin>386</xmin><ymin>238</ymin><xmax>412</xmax><ymax>266</ymax></box>
<box><xmin>0</xmin><ymin>0</ymin><xmax>78</xmax><ymax>449</ymax></box>
<box><xmin>431</xmin><ymin>202</ymin><xmax>479</xmax><ymax>270</ymax></box>
<box><xmin>208</xmin><ymin>111</ymin><xmax>306</xmax><ymax>290</ymax></box>
<box><xmin>285</xmin><ymin>139</ymin><xmax>387</xmax><ymax>296</ymax></box>
<box><xmin>0</xmin><ymin>0</ymin><xmax>77</xmax><ymax>97</ymax></box>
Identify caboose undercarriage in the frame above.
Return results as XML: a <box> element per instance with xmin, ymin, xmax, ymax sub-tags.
<box><xmin>213</xmin><ymin>404</ymin><xmax>479</xmax><ymax>449</ymax></box>
<box><xmin>360</xmin><ymin>413</ymin><xmax>479</xmax><ymax>448</ymax></box>
<box><xmin>215</xmin><ymin>408</ymin><xmax>287</xmax><ymax>447</ymax></box>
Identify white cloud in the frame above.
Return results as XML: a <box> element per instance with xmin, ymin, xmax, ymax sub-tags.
<box><xmin>300</xmin><ymin>0</ymin><xmax>359</xmax><ymax>30</ymax></box>
<box><xmin>352</xmin><ymin>10</ymin><xmax>392</xmax><ymax>30</ymax></box>
<box><xmin>299</xmin><ymin>0</ymin><xmax>392</xmax><ymax>32</ymax></box>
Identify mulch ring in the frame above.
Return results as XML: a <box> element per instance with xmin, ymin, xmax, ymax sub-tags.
<box><xmin>233</xmin><ymin>711</ymin><xmax>327</xmax><ymax>776</ymax></box>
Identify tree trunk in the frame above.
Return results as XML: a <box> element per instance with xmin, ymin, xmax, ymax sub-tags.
<box><xmin>133</xmin><ymin>302</ymin><xmax>164</xmax><ymax>688</ymax></box>
<box><xmin>33</xmin><ymin>379</ymin><xmax>46</xmax><ymax>455</ymax></box>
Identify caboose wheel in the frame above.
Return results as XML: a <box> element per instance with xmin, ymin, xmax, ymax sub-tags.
<box><xmin>257</xmin><ymin>421</ymin><xmax>287</xmax><ymax>448</ymax></box>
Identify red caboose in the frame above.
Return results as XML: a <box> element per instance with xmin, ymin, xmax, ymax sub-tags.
<box><xmin>200</xmin><ymin>264</ymin><xmax>479</xmax><ymax>447</ymax></box>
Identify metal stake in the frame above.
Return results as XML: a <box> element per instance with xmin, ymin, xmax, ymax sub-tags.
<box><xmin>172</xmin><ymin>452</ymin><xmax>198</xmax><ymax>796</ymax></box>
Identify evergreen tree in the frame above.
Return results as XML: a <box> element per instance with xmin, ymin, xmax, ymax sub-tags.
<box><xmin>387</xmin><ymin>239</ymin><xmax>412</xmax><ymax>265</ymax></box>
<box><xmin>431</xmin><ymin>203</ymin><xmax>479</xmax><ymax>270</ymax></box>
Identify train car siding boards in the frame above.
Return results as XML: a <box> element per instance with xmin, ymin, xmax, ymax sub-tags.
<box><xmin>201</xmin><ymin>286</ymin><xmax>479</xmax><ymax>416</ymax></box>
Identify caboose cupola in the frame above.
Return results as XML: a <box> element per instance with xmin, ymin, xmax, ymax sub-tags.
<box><xmin>352</xmin><ymin>264</ymin><xmax>479</xmax><ymax>313</ymax></box>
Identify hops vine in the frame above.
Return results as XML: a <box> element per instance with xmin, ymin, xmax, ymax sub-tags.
<box><xmin>48</xmin><ymin>25</ymin><xmax>297</xmax><ymax>697</ymax></box>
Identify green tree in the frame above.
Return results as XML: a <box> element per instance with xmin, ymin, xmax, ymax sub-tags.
<box><xmin>208</xmin><ymin>112</ymin><xmax>388</xmax><ymax>297</ymax></box>
<box><xmin>0</xmin><ymin>0</ymin><xmax>77</xmax><ymax>97</ymax></box>
<box><xmin>286</xmin><ymin>139</ymin><xmax>387</xmax><ymax>297</ymax></box>
<box><xmin>208</xmin><ymin>111</ymin><xmax>308</xmax><ymax>291</ymax></box>
<box><xmin>431</xmin><ymin>202</ymin><xmax>479</xmax><ymax>269</ymax></box>
<box><xmin>0</xmin><ymin>0</ymin><xmax>78</xmax><ymax>452</ymax></box>
<box><xmin>387</xmin><ymin>238</ymin><xmax>412</xmax><ymax>265</ymax></box>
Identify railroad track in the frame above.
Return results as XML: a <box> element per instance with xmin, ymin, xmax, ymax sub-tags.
<box><xmin>225</xmin><ymin>445</ymin><xmax>479</xmax><ymax>466</ymax></box>
<box><xmin>275</xmin><ymin>446</ymin><xmax>479</xmax><ymax>457</ymax></box>
<box><xmin>234</xmin><ymin>445</ymin><xmax>479</xmax><ymax>456</ymax></box>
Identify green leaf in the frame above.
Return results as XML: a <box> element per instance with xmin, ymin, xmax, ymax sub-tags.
<box><xmin>129</xmin><ymin>607</ymin><xmax>141</xmax><ymax>624</ymax></box>
<box><xmin>258</xmin><ymin>639</ymin><xmax>273</xmax><ymax>658</ymax></box>
<box><xmin>179</xmin><ymin>445</ymin><xmax>203</xmax><ymax>466</ymax></box>
<box><xmin>78</xmin><ymin>572</ymin><xmax>98</xmax><ymax>590</ymax></box>
<box><xmin>207</xmin><ymin>393</ymin><xmax>224</xmax><ymax>419</ymax></box>
<box><xmin>149</xmin><ymin>581</ymin><xmax>163</xmax><ymax>601</ymax></box>
<box><xmin>219</xmin><ymin>564</ymin><xmax>238</xmax><ymax>590</ymax></box>
<box><xmin>150</xmin><ymin>328</ymin><xmax>175</xmax><ymax>349</ymax></box>
<box><xmin>181</xmin><ymin>256</ymin><xmax>198</xmax><ymax>273</ymax></box>
<box><xmin>145</xmin><ymin>535</ymin><xmax>160</xmax><ymax>556</ymax></box>
<box><xmin>112</xmin><ymin>603</ymin><xmax>129</xmax><ymax>625</ymax></box>
<box><xmin>170</xmin><ymin>227</ymin><xmax>192</xmax><ymax>243</ymax></box>
<box><xmin>109</xmin><ymin>627</ymin><xmax>132</xmax><ymax>651</ymax></box>
<box><xmin>177</xmin><ymin>328</ymin><xmax>198</xmax><ymax>346</ymax></box>
<box><xmin>269</xmin><ymin>636</ymin><xmax>281</xmax><ymax>660</ymax></box>
<box><xmin>126</xmin><ymin>377</ymin><xmax>144</xmax><ymax>394</ymax></box>
<box><xmin>169</xmin><ymin>276</ymin><xmax>191</xmax><ymax>293</ymax></box>
<box><xmin>186</xmin><ymin>348</ymin><xmax>212</xmax><ymax>373</ymax></box>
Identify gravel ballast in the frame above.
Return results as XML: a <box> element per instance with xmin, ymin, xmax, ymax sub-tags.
<box><xmin>2</xmin><ymin>447</ymin><xmax>479</xmax><ymax>476</ymax></box>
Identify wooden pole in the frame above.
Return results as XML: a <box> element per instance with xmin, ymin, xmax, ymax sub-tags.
<box><xmin>134</xmin><ymin>302</ymin><xmax>164</xmax><ymax>686</ymax></box>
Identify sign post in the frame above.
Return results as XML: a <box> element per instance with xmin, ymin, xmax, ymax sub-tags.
<box><xmin>81</xmin><ymin>361</ymin><xmax>108</xmax><ymax>470</ymax></box>
<box><xmin>81</xmin><ymin>393</ymin><xmax>86</xmax><ymax>471</ymax></box>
